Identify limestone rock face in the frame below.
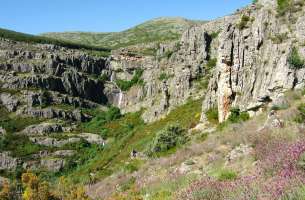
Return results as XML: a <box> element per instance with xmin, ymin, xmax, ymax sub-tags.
<box><xmin>201</xmin><ymin>2</ymin><xmax>305</xmax><ymax>122</ymax></box>
<box><xmin>0</xmin><ymin>152</ymin><xmax>19</xmax><ymax>170</ymax></box>
<box><xmin>0</xmin><ymin>38</ymin><xmax>108</xmax><ymax>104</ymax></box>
<box><xmin>21</xmin><ymin>123</ymin><xmax>63</xmax><ymax>136</ymax></box>
<box><xmin>16</xmin><ymin>107</ymin><xmax>90</xmax><ymax>122</ymax></box>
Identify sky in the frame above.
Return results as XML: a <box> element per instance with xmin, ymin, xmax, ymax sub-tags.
<box><xmin>1</xmin><ymin>0</ymin><xmax>252</xmax><ymax>35</ymax></box>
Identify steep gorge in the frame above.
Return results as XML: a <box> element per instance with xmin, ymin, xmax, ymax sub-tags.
<box><xmin>0</xmin><ymin>0</ymin><xmax>305</xmax><ymax>198</ymax></box>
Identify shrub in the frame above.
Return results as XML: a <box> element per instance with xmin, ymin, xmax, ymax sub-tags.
<box><xmin>147</xmin><ymin>124</ymin><xmax>188</xmax><ymax>155</ymax></box>
<box><xmin>205</xmin><ymin>107</ymin><xmax>219</xmax><ymax>124</ymax></box>
<box><xmin>228</xmin><ymin>107</ymin><xmax>250</xmax><ymax>123</ymax></box>
<box><xmin>217</xmin><ymin>169</ymin><xmax>238</xmax><ymax>181</ymax></box>
<box><xmin>116</xmin><ymin>69</ymin><xmax>144</xmax><ymax>91</ymax></box>
<box><xmin>210</xmin><ymin>31</ymin><xmax>220</xmax><ymax>39</ymax></box>
<box><xmin>158</xmin><ymin>73</ymin><xmax>172</xmax><ymax>81</ymax></box>
<box><xmin>253</xmin><ymin>0</ymin><xmax>258</xmax><ymax>4</ymax></box>
<box><xmin>270</xmin><ymin>33</ymin><xmax>288</xmax><ymax>44</ymax></box>
<box><xmin>206</xmin><ymin>58</ymin><xmax>217</xmax><ymax>70</ymax></box>
<box><xmin>237</xmin><ymin>15</ymin><xmax>250</xmax><ymax>30</ymax></box>
<box><xmin>288</xmin><ymin>47</ymin><xmax>304</xmax><ymax>69</ymax></box>
<box><xmin>277</xmin><ymin>0</ymin><xmax>292</xmax><ymax>15</ymax></box>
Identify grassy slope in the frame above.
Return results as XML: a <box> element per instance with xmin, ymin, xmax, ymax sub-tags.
<box><xmin>98</xmin><ymin>90</ymin><xmax>305</xmax><ymax>200</ymax></box>
<box><xmin>42</xmin><ymin>17</ymin><xmax>206</xmax><ymax>49</ymax></box>
<box><xmin>65</xmin><ymin>99</ymin><xmax>202</xmax><ymax>183</ymax></box>
<box><xmin>70</xmin><ymin>90</ymin><xmax>304</xmax><ymax>200</ymax></box>
<box><xmin>0</xmin><ymin>28</ymin><xmax>111</xmax><ymax>54</ymax></box>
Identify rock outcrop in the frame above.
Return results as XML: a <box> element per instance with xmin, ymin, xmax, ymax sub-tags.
<box><xmin>21</xmin><ymin>123</ymin><xmax>63</xmax><ymax>136</ymax></box>
<box><xmin>0</xmin><ymin>152</ymin><xmax>19</xmax><ymax>170</ymax></box>
<box><xmin>201</xmin><ymin>0</ymin><xmax>305</xmax><ymax>122</ymax></box>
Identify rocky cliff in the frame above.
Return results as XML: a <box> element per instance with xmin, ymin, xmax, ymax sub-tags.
<box><xmin>201</xmin><ymin>0</ymin><xmax>305</xmax><ymax>123</ymax></box>
<box><xmin>0</xmin><ymin>0</ymin><xmax>304</xmax><ymax>178</ymax></box>
<box><xmin>105</xmin><ymin>0</ymin><xmax>304</xmax><ymax>124</ymax></box>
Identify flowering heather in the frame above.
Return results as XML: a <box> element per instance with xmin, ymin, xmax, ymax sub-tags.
<box><xmin>177</xmin><ymin>140</ymin><xmax>305</xmax><ymax>200</ymax></box>
<box><xmin>177</xmin><ymin>175</ymin><xmax>259</xmax><ymax>200</ymax></box>
<box><xmin>262</xmin><ymin>141</ymin><xmax>305</xmax><ymax>198</ymax></box>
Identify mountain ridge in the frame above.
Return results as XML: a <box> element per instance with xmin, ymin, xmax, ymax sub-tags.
<box><xmin>41</xmin><ymin>17</ymin><xmax>207</xmax><ymax>49</ymax></box>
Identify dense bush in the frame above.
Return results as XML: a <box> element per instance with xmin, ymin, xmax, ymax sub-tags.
<box><xmin>288</xmin><ymin>47</ymin><xmax>304</xmax><ymax>69</ymax></box>
<box><xmin>228</xmin><ymin>107</ymin><xmax>250</xmax><ymax>123</ymax></box>
<box><xmin>237</xmin><ymin>15</ymin><xmax>250</xmax><ymax>30</ymax></box>
<box><xmin>147</xmin><ymin>124</ymin><xmax>188</xmax><ymax>155</ymax></box>
<box><xmin>116</xmin><ymin>69</ymin><xmax>144</xmax><ymax>91</ymax></box>
<box><xmin>205</xmin><ymin>107</ymin><xmax>219</xmax><ymax>124</ymax></box>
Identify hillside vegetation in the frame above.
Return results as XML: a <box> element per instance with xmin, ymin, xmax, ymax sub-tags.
<box><xmin>42</xmin><ymin>17</ymin><xmax>205</xmax><ymax>49</ymax></box>
<box><xmin>0</xmin><ymin>28</ymin><xmax>111</xmax><ymax>54</ymax></box>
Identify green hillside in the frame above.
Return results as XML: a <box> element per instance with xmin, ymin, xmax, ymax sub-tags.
<box><xmin>0</xmin><ymin>28</ymin><xmax>111</xmax><ymax>54</ymax></box>
<box><xmin>42</xmin><ymin>17</ymin><xmax>206</xmax><ymax>49</ymax></box>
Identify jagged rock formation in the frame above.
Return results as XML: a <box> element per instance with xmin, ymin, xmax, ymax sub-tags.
<box><xmin>201</xmin><ymin>0</ymin><xmax>305</xmax><ymax>122</ymax></box>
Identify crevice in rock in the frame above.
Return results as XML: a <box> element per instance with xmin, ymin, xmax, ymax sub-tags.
<box><xmin>204</xmin><ymin>32</ymin><xmax>213</xmax><ymax>61</ymax></box>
